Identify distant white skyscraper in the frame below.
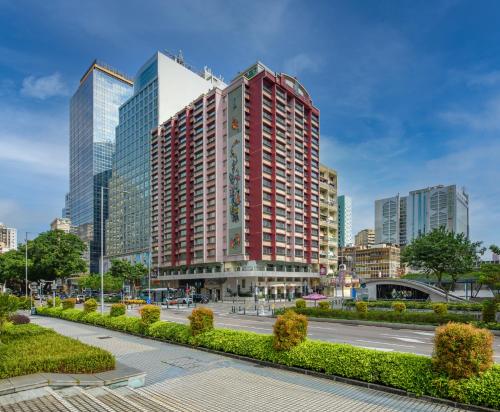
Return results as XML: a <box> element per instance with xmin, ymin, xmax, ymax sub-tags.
<box><xmin>375</xmin><ymin>185</ymin><xmax>469</xmax><ymax>245</ymax></box>
<box><xmin>0</xmin><ymin>223</ymin><xmax>17</xmax><ymax>253</ymax></box>
<box><xmin>338</xmin><ymin>195</ymin><xmax>352</xmax><ymax>247</ymax></box>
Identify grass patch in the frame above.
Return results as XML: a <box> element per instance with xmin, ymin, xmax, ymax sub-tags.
<box><xmin>0</xmin><ymin>324</ymin><xmax>115</xmax><ymax>379</ymax></box>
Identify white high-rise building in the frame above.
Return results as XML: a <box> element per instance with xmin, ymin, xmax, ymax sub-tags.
<box><xmin>375</xmin><ymin>185</ymin><xmax>469</xmax><ymax>245</ymax></box>
<box><xmin>338</xmin><ymin>195</ymin><xmax>353</xmax><ymax>247</ymax></box>
<box><xmin>0</xmin><ymin>223</ymin><xmax>17</xmax><ymax>253</ymax></box>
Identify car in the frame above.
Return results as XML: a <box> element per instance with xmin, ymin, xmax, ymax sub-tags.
<box><xmin>75</xmin><ymin>295</ymin><xmax>86</xmax><ymax>303</ymax></box>
<box><xmin>192</xmin><ymin>294</ymin><xmax>209</xmax><ymax>304</ymax></box>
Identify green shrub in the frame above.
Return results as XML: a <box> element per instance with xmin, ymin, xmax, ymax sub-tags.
<box><xmin>273</xmin><ymin>310</ymin><xmax>308</xmax><ymax>351</ymax></box>
<box><xmin>139</xmin><ymin>304</ymin><xmax>160</xmax><ymax>326</ymax></box>
<box><xmin>279</xmin><ymin>307</ymin><xmax>477</xmax><ymax>326</ymax></box>
<box><xmin>59</xmin><ymin>309</ymin><xmax>85</xmax><ymax>322</ymax></box>
<box><xmin>106</xmin><ymin>315</ymin><xmax>143</xmax><ymax>334</ymax></box>
<box><xmin>83</xmin><ymin>298</ymin><xmax>98</xmax><ymax>313</ymax></box>
<box><xmin>17</xmin><ymin>296</ymin><xmax>33</xmax><ymax>310</ymax></box>
<box><xmin>344</xmin><ymin>300</ymin><xmax>484</xmax><ymax>312</ymax></box>
<box><xmin>432</xmin><ymin>303</ymin><xmax>448</xmax><ymax>316</ymax></box>
<box><xmin>188</xmin><ymin>307</ymin><xmax>214</xmax><ymax>336</ymax></box>
<box><xmin>0</xmin><ymin>324</ymin><xmax>114</xmax><ymax>379</ymax></box>
<box><xmin>318</xmin><ymin>301</ymin><xmax>330</xmax><ymax>310</ymax></box>
<box><xmin>391</xmin><ymin>302</ymin><xmax>406</xmax><ymax>313</ymax></box>
<box><xmin>0</xmin><ymin>294</ymin><xmax>19</xmax><ymax>332</ymax></box>
<box><xmin>47</xmin><ymin>297</ymin><xmax>61</xmax><ymax>307</ymax></box>
<box><xmin>482</xmin><ymin>299</ymin><xmax>498</xmax><ymax>323</ymax></box>
<box><xmin>295</xmin><ymin>298</ymin><xmax>306</xmax><ymax>309</ymax></box>
<box><xmin>355</xmin><ymin>301</ymin><xmax>368</xmax><ymax>314</ymax></box>
<box><xmin>433</xmin><ymin>322</ymin><xmax>494</xmax><ymax>379</ymax></box>
<box><xmin>110</xmin><ymin>303</ymin><xmax>126</xmax><ymax>317</ymax></box>
<box><xmin>62</xmin><ymin>298</ymin><xmax>76</xmax><ymax>310</ymax></box>
<box><xmin>147</xmin><ymin>320</ymin><xmax>191</xmax><ymax>344</ymax></box>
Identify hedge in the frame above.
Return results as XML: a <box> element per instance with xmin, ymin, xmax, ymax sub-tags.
<box><xmin>280</xmin><ymin>307</ymin><xmax>479</xmax><ymax>326</ymax></box>
<box><xmin>0</xmin><ymin>323</ymin><xmax>115</xmax><ymax>379</ymax></box>
<box><xmin>35</xmin><ymin>306</ymin><xmax>500</xmax><ymax>409</ymax></box>
<box><xmin>344</xmin><ymin>300</ymin><xmax>485</xmax><ymax>312</ymax></box>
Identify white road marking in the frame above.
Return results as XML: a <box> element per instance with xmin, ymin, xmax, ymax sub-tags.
<box><xmin>356</xmin><ymin>339</ymin><xmax>415</xmax><ymax>349</ymax></box>
<box><xmin>358</xmin><ymin>346</ymin><xmax>394</xmax><ymax>352</ymax></box>
<box><xmin>410</xmin><ymin>331</ymin><xmax>435</xmax><ymax>336</ymax></box>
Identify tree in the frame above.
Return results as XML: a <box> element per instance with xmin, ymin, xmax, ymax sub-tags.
<box><xmin>490</xmin><ymin>244</ymin><xmax>500</xmax><ymax>256</ymax></box>
<box><xmin>108</xmin><ymin>259</ymin><xmax>148</xmax><ymax>296</ymax></box>
<box><xmin>29</xmin><ymin>230</ymin><xmax>87</xmax><ymax>281</ymax></box>
<box><xmin>401</xmin><ymin>227</ymin><xmax>485</xmax><ymax>298</ymax></box>
<box><xmin>478</xmin><ymin>263</ymin><xmax>500</xmax><ymax>298</ymax></box>
<box><xmin>0</xmin><ymin>249</ymin><xmax>32</xmax><ymax>292</ymax></box>
<box><xmin>0</xmin><ymin>293</ymin><xmax>18</xmax><ymax>336</ymax></box>
<box><xmin>78</xmin><ymin>274</ymin><xmax>122</xmax><ymax>293</ymax></box>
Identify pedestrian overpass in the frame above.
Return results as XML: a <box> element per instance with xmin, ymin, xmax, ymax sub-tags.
<box><xmin>360</xmin><ymin>278</ymin><xmax>465</xmax><ymax>302</ymax></box>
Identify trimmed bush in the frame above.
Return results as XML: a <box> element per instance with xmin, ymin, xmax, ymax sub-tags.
<box><xmin>432</xmin><ymin>303</ymin><xmax>448</xmax><ymax>316</ymax></box>
<box><xmin>0</xmin><ymin>324</ymin><xmax>114</xmax><ymax>379</ymax></box>
<box><xmin>0</xmin><ymin>294</ymin><xmax>18</xmax><ymax>331</ymax></box>
<box><xmin>295</xmin><ymin>298</ymin><xmax>306</xmax><ymax>309</ymax></box>
<box><xmin>188</xmin><ymin>307</ymin><xmax>214</xmax><ymax>336</ymax></box>
<box><xmin>110</xmin><ymin>303</ymin><xmax>126</xmax><ymax>317</ymax></box>
<box><xmin>355</xmin><ymin>301</ymin><xmax>368</xmax><ymax>314</ymax></box>
<box><xmin>273</xmin><ymin>310</ymin><xmax>308</xmax><ymax>351</ymax></box>
<box><xmin>83</xmin><ymin>298</ymin><xmax>98</xmax><ymax>313</ymax></box>
<box><xmin>17</xmin><ymin>296</ymin><xmax>33</xmax><ymax>310</ymax></box>
<box><xmin>147</xmin><ymin>320</ymin><xmax>191</xmax><ymax>344</ymax></box>
<box><xmin>125</xmin><ymin>299</ymin><xmax>146</xmax><ymax>305</ymax></box>
<box><xmin>47</xmin><ymin>297</ymin><xmax>61</xmax><ymax>307</ymax></box>
<box><xmin>318</xmin><ymin>301</ymin><xmax>330</xmax><ymax>310</ymax></box>
<box><xmin>433</xmin><ymin>322</ymin><xmax>493</xmax><ymax>379</ymax></box>
<box><xmin>482</xmin><ymin>299</ymin><xmax>498</xmax><ymax>323</ymax></box>
<box><xmin>8</xmin><ymin>313</ymin><xmax>30</xmax><ymax>325</ymax></box>
<box><xmin>277</xmin><ymin>307</ymin><xmax>477</xmax><ymax>326</ymax></box>
<box><xmin>62</xmin><ymin>298</ymin><xmax>76</xmax><ymax>310</ymax></box>
<box><xmin>391</xmin><ymin>302</ymin><xmax>406</xmax><ymax>313</ymax></box>
<box><xmin>344</xmin><ymin>300</ymin><xmax>484</xmax><ymax>312</ymax></box>
<box><xmin>139</xmin><ymin>304</ymin><xmax>160</xmax><ymax>326</ymax></box>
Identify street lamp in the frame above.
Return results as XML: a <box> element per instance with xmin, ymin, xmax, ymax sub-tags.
<box><xmin>25</xmin><ymin>232</ymin><xmax>31</xmax><ymax>298</ymax></box>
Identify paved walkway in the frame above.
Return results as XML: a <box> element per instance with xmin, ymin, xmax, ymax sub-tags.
<box><xmin>30</xmin><ymin>316</ymin><xmax>468</xmax><ymax>412</ymax></box>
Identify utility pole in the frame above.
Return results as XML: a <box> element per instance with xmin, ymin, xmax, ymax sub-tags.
<box><xmin>25</xmin><ymin>232</ymin><xmax>30</xmax><ymax>297</ymax></box>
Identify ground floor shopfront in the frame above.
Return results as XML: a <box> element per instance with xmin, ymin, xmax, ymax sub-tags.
<box><xmin>149</xmin><ymin>270</ymin><xmax>321</xmax><ymax>302</ymax></box>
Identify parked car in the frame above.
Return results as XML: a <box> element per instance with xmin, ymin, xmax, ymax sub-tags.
<box><xmin>75</xmin><ymin>295</ymin><xmax>86</xmax><ymax>303</ymax></box>
<box><xmin>192</xmin><ymin>294</ymin><xmax>209</xmax><ymax>304</ymax></box>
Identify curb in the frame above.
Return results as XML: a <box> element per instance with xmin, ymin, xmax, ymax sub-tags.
<box><xmin>32</xmin><ymin>314</ymin><xmax>498</xmax><ymax>412</ymax></box>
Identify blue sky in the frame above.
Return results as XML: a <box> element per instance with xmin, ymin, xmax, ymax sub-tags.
<box><xmin>0</xmin><ymin>0</ymin><xmax>499</xmax><ymax>254</ymax></box>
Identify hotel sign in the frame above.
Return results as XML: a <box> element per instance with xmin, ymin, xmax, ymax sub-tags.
<box><xmin>227</xmin><ymin>85</ymin><xmax>245</xmax><ymax>255</ymax></box>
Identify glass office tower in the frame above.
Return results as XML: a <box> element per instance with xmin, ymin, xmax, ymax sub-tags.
<box><xmin>69</xmin><ymin>60</ymin><xmax>133</xmax><ymax>273</ymax></box>
<box><xmin>106</xmin><ymin>51</ymin><xmax>225</xmax><ymax>264</ymax></box>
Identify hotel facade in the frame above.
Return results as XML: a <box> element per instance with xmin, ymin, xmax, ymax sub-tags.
<box><xmin>151</xmin><ymin>62</ymin><xmax>321</xmax><ymax>299</ymax></box>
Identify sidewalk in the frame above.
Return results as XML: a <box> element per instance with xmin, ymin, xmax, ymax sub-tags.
<box><xmin>27</xmin><ymin>316</ymin><xmax>470</xmax><ymax>412</ymax></box>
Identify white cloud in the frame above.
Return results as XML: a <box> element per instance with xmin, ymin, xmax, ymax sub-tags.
<box><xmin>0</xmin><ymin>136</ymin><xmax>67</xmax><ymax>177</ymax></box>
<box><xmin>283</xmin><ymin>53</ymin><xmax>321</xmax><ymax>76</ymax></box>
<box><xmin>21</xmin><ymin>72</ymin><xmax>68</xmax><ymax>99</ymax></box>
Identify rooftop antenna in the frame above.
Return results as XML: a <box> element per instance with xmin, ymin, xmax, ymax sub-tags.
<box><xmin>177</xmin><ymin>50</ymin><xmax>184</xmax><ymax>65</ymax></box>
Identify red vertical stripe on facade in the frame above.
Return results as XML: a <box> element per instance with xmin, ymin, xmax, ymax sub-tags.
<box><xmin>170</xmin><ymin>119</ymin><xmax>177</xmax><ymax>268</ymax></box>
<box><xmin>185</xmin><ymin>109</ymin><xmax>192</xmax><ymax>267</ymax></box>
<box><xmin>247</xmin><ymin>75</ymin><xmax>264</xmax><ymax>261</ymax></box>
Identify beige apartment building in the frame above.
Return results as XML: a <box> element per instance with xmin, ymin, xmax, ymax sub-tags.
<box><xmin>50</xmin><ymin>218</ymin><xmax>73</xmax><ymax>233</ymax></box>
<box><xmin>339</xmin><ymin>244</ymin><xmax>401</xmax><ymax>279</ymax></box>
<box><xmin>319</xmin><ymin>165</ymin><xmax>338</xmax><ymax>280</ymax></box>
<box><xmin>355</xmin><ymin>228</ymin><xmax>375</xmax><ymax>247</ymax></box>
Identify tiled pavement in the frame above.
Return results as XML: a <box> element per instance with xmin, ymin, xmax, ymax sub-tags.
<box><xmin>4</xmin><ymin>316</ymin><xmax>467</xmax><ymax>412</ymax></box>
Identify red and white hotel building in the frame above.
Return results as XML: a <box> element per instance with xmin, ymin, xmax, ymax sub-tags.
<box><xmin>151</xmin><ymin>62</ymin><xmax>321</xmax><ymax>300</ymax></box>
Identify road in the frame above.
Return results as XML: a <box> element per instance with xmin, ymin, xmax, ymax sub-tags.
<box><xmin>123</xmin><ymin>304</ymin><xmax>500</xmax><ymax>361</ymax></box>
